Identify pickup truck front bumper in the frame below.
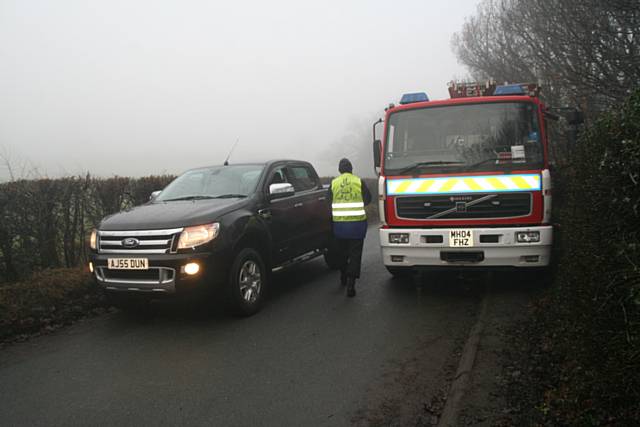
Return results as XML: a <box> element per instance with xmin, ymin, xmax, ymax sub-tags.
<box><xmin>380</xmin><ymin>225</ymin><xmax>552</xmax><ymax>268</ymax></box>
<box><xmin>90</xmin><ymin>251</ymin><xmax>231</xmax><ymax>295</ymax></box>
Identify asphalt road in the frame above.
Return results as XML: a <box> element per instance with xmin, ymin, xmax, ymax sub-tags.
<box><xmin>0</xmin><ymin>231</ymin><xmax>533</xmax><ymax>426</ymax></box>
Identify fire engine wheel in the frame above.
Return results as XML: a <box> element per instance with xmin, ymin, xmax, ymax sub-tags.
<box><xmin>385</xmin><ymin>266</ymin><xmax>412</xmax><ymax>278</ymax></box>
<box><xmin>228</xmin><ymin>248</ymin><xmax>267</xmax><ymax>317</ymax></box>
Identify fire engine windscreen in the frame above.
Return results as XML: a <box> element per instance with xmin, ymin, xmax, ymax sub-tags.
<box><xmin>383</xmin><ymin>102</ymin><xmax>543</xmax><ymax>174</ymax></box>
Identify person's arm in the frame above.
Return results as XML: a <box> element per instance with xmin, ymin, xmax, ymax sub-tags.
<box><xmin>361</xmin><ymin>180</ymin><xmax>372</xmax><ymax>206</ymax></box>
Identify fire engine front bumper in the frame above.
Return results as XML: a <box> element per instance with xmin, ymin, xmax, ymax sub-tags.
<box><xmin>380</xmin><ymin>225</ymin><xmax>552</xmax><ymax>268</ymax></box>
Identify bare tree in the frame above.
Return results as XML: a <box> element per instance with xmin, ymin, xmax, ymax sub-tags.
<box><xmin>452</xmin><ymin>0</ymin><xmax>640</xmax><ymax>118</ymax></box>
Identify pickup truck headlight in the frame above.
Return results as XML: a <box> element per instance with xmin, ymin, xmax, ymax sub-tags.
<box><xmin>178</xmin><ymin>223</ymin><xmax>220</xmax><ymax>249</ymax></box>
<box><xmin>90</xmin><ymin>229</ymin><xmax>97</xmax><ymax>250</ymax></box>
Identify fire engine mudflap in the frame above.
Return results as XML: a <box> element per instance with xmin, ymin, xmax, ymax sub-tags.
<box><xmin>373</xmin><ymin>82</ymin><xmax>554</xmax><ymax>273</ymax></box>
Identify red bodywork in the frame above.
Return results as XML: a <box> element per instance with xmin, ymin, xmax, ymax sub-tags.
<box><xmin>381</xmin><ymin>95</ymin><xmax>549</xmax><ymax>228</ymax></box>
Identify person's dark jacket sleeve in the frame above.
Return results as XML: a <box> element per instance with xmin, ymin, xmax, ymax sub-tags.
<box><xmin>361</xmin><ymin>181</ymin><xmax>372</xmax><ymax>206</ymax></box>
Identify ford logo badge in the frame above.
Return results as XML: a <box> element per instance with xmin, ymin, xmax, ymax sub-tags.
<box><xmin>122</xmin><ymin>237</ymin><xmax>140</xmax><ymax>248</ymax></box>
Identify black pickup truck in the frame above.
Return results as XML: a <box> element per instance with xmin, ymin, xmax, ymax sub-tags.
<box><xmin>89</xmin><ymin>160</ymin><xmax>335</xmax><ymax>316</ymax></box>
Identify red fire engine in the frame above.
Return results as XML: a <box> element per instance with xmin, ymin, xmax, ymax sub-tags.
<box><xmin>373</xmin><ymin>82</ymin><xmax>552</xmax><ymax>275</ymax></box>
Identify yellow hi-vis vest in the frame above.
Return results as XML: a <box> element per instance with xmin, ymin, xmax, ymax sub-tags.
<box><xmin>331</xmin><ymin>173</ymin><xmax>367</xmax><ymax>222</ymax></box>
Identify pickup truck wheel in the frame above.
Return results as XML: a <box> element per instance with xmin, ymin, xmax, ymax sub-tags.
<box><xmin>385</xmin><ymin>266</ymin><xmax>412</xmax><ymax>278</ymax></box>
<box><xmin>323</xmin><ymin>238</ymin><xmax>341</xmax><ymax>270</ymax></box>
<box><xmin>323</xmin><ymin>250</ymin><xmax>341</xmax><ymax>270</ymax></box>
<box><xmin>229</xmin><ymin>248</ymin><xmax>267</xmax><ymax>316</ymax></box>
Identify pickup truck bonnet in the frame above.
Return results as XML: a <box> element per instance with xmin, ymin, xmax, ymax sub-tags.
<box><xmin>99</xmin><ymin>198</ymin><xmax>246</xmax><ymax>230</ymax></box>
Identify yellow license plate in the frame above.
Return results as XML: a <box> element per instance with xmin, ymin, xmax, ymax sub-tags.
<box><xmin>449</xmin><ymin>230</ymin><xmax>474</xmax><ymax>247</ymax></box>
<box><xmin>107</xmin><ymin>258</ymin><xmax>149</xmax><ymax>270</ymax></box>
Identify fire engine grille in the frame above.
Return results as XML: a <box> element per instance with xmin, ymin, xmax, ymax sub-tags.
<box><xmin>395</xmin><ymin>192</ymin><xmax>532</xmax><ymax>220</ymax></box>
<box><xmin>98</xmin><ymin>228</ymin><xmax>183</xmax><ymax>254</ymax></box>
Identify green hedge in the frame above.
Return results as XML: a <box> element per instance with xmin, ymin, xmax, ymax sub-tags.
<box><xmin>0</xmin><ymin>268</ymin><xmax>106</xmax><ymax>342</ymax></box>
<box><xmin>515</xmin><ymin>89</ymin><xmax>640</xmax><ymax>423</ymax></box>
<box><xmin>0</xmin><ymin>175</ymin><xmax>175</xmax><ymax>283</ymax></box>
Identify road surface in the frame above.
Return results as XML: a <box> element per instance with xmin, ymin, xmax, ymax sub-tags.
<box><xmin>0</xmin><ymin>231</ymin><xmax>537</xmax><ymax>426</ymax></box>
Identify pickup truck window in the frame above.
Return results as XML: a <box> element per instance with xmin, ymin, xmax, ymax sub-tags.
<box><xmin>156</xmin><ymin>165</ymin><xmax>265</xmax><ymax>202</ymax></box>
<box><xmin>287</xmin><ymin>165</ymin><xmax>319</xmax><ymax>192</ymax></box>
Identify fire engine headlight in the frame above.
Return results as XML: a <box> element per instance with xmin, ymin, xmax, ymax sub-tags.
<box><xmin>178</xmin><ymin>223</ymin><xmax>220</xmax><ymax>249</ymax></box>
<box><xmin>389</xmin><ymin>233</ymin><xmax>410</xmax><ymax>244</ymax></box>
<box><xmin>90</xmin><ymin>229</ymin><xmax>97</xmax><ymax>250</ymax></box>
<box><xmin>516</xmin><ymin>231</ymin><xmax>540</xmax><ymax>243</ymax></box>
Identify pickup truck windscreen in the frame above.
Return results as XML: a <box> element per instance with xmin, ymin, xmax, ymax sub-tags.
<box><xmin>156</xmin><ymin>165</ymin><xmax>265</xmax><ymax>202</ymax></box>
<box><xmin>384</xmin><ymin>102</ymin><xmax>543</xmax><ymax>175</ymax></box>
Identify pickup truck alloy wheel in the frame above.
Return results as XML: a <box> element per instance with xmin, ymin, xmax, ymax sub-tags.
<box><xmin>239</xmin><ymin>260</ymin><xmax>262</xmax><ymax>303</ymax></box>
<box><xmin>229</xmin><ymin>248</ymin><xmax>267</xmax><ymax>316</ymax></box>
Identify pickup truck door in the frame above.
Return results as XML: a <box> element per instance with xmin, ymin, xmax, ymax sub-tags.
<box><xmin>261</xmin><ymin>166</ymin><xmax>300</xmax><ymax>265</ymax></box>
<box><xmin>284</xmin><ymin>164</ymin><xmax>332</xmax><ymax>255</ymax></box>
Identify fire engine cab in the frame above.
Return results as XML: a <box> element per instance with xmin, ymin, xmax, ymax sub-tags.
<box><xmin>373</xmin><ymin>82</ymin><xmax>553</xmax><ymax>275</ymax></box>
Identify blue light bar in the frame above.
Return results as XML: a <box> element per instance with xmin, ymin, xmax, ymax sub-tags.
<box><xmin>400</xmin><ymin>92</ymin><xmax>429</xmax><ymax>104</ymax></box>
<box><xmin>494</xmin><ymin>84</ymin><xmax>526</xmax><ymax>96</ymax></box>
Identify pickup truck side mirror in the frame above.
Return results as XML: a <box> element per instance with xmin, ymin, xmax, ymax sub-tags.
<box><xmin>149</xmin><ymin>190</ymin><xmax>161</xmax><ymax>201</ymax></box>
<box><xmin>269</xmin><ymin>183</ymin><xmax>295</xmax><ymax>200</ymax></box>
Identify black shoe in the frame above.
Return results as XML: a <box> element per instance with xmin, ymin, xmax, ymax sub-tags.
<box><xmin>346</xmin><ymin>278</ymin><xmax>356</xmax><ymax>297</ymax></box>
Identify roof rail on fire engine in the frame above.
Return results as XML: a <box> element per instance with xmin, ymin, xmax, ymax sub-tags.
<box><xmin>448</xmin><ymin>80</ymin><xmax>541</xmax><ymax>98</ymax></box>
<box><xmin>447</xmin><ymin>80</ymin><xmax>496</xmax><ymax>98</ymax></box>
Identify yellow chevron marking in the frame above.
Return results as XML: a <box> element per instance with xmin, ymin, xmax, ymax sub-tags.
<box><xmin>511</xmin><ymin>176</ymin><xmax>530</xmax><ymax>189</ymax></box>
<box><xmin>463</xmin><ymin>178</ymin><xmax>483</xmax><ymax>191</ymax></box>
<box><xmin>395</xmin><ymin>181</ymin><xmax>412</xmax><ymax>194</ymax></box>
<box><xmin>439</xmin><ymin>178</ymin><xmax>458</xmax><ymax>193</ymax></box>
<box><xmin>487</xmin><ymin>177</ymin><xmax>507</xmax><ymax>190</ymax></box>
<box><xmin>416</xmin><ymin>179</ymin><xmax>435</xmax><ymax>193</ymax></box>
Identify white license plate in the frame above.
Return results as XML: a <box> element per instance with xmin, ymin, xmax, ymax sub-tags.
<box><xmin>449</xmin><ymin>230</ymin><xmax>474</xmax><ymax>247</ymax></box>
<box><xmin>107</xmin><ymin>258</ymin><xmax>149</xmax><ymax>270</ymax></box>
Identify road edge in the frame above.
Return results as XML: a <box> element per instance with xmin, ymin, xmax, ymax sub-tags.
<box><xmin>437</xmin><ymin>292</ymin><xmax>489</xmax><ymax>427</ymax></box>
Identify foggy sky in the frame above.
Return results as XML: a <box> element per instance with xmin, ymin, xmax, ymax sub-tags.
<box><xmin>0</xmin><ymin>0</ymin><xmax>480</xmax><ymax>181</ymax></box>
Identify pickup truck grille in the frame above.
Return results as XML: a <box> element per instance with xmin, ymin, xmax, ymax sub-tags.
<box><xmin>98</xmin><ymin>228</ymin><xmax>183</xmax><ymax>254</ymax></box>
<box><xmin>395</xmin><ymin>192</ymin><xmax>532</xmax><ymax>220</ymax></box>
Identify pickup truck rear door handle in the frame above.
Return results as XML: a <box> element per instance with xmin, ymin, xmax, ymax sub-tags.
<box><xmin>294</xmin><ymin>202</ymin><xmax>304</xmax><ymax>208</ymax></box>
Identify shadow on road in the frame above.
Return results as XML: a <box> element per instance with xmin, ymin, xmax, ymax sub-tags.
<box><xmin>381</xmin><ymin>269</ymin><xmax>547</xmax><ymax>300</ymax></box>
<box><xmin>108</xmin><ymin>258</ymin><xmax>335</xmax><ymax>322</ymax></box>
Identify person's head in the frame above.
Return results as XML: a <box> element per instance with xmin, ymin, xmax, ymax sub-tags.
<box><xmin>338</xmin><ymin>158</ymin><xmax>353</xmax><ymax>174</ymax></box>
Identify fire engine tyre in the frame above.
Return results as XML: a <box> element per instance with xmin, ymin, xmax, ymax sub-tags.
<box><xmin>385</xmin><ymin>266</ymin><xmax>412</xmax><ymax>278</ymax></box>
<box><xmin>228</xmin><ymin>248</ymin><xmax>267</xmax><ymax>317</ymax></box>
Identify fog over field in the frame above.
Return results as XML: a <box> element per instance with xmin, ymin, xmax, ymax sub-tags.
<box><xmin>0</xmin><ymin>0</ymin><xmax>479</xmax><ymax>181</ymax></box>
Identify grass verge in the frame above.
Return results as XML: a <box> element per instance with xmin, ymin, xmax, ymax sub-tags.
<box><xmin>0</xmin><ymin>268</ymin><xmax>108</xmax><ymax>344</ymax></box>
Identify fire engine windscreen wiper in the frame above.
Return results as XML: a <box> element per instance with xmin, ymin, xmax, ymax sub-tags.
<box><xmin>392</xmin><ymin>161</ymin><xmax>464</xmax><ymax>175</ymax></box>
<box><xmin>466</xmin><ymin>157</ymin><xmax>509</xmax><ymax>169</ymax></box>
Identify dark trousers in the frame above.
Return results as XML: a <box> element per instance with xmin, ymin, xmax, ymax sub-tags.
<box><xmin>336</xmin><ymin>238</ymin><xmax>364</xmax><ymax>279</ymax></box>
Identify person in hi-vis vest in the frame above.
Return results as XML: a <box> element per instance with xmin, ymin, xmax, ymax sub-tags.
<box><xmin>329</xmin><ymin>158</ymin><xmax>372</xmax><ymax>297</ymax></box>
